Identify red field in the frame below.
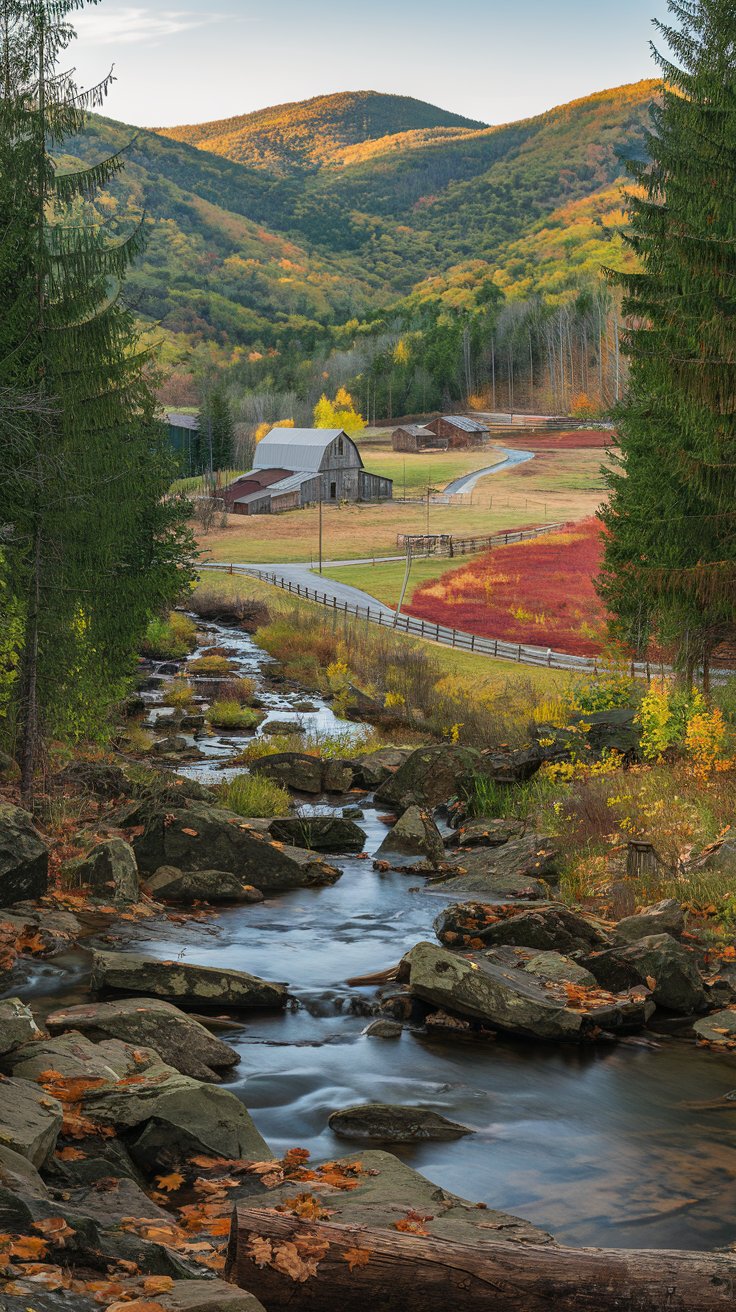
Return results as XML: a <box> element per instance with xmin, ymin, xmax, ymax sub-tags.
<box><xmin>408</xmin><ymin>518</ymin><xmax>607</xmax><ymax>655</ymax></box>
<box><xmin>505</xmin><ymin>429</ymin><xmax>616</xmax><ymax>451</ymax></box>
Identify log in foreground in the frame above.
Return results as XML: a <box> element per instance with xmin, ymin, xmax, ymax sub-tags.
<box><xmin>227</xmin><ymin>1207</ymin><xmax>736</xmax><ymax>1312</ymax></box>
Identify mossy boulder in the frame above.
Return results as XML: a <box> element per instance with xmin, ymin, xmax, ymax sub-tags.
<box><xmin>91</xmin><ymin>949</ymin><xmax>288</xmax><ymax>1010</ymax></box>
<box><xmin>0</xmin><ymin>803</ymin><xmax>49</xmax><ymax>906</ymax></box>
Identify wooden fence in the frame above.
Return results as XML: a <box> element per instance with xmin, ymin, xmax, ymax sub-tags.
<box><xmin>396</xmin><ymin>522</ymin><xmax>564</xmax><ymax>555</ymax></box>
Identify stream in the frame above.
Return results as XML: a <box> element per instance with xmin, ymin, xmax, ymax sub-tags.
<box><xmin>13</xmin><ymin>621</ymin><xmax>736</xmax><ymax>1255</ymax></box>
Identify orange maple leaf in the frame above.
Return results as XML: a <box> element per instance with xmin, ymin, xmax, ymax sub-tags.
<box><xmin>343</xmin><ymin>1246</ymin><xmax>371</xmax><ymax>1271</ymax></box>
<box><xmin>155</xmin><ymin>1171</ymin><xmax>185</xmax><ymax>1192</ymax></box>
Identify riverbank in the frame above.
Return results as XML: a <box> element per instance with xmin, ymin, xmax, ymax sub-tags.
<box><xmin>1</xmin><ymin>603</ymin><xmax>736</xmax><ymax>1309</ymax></box>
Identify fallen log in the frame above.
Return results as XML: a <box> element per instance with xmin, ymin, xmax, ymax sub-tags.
<box><xmin>226</xmin><ymin>1206</ymin><xmax>736</xmax><ymax>1312</ymax></box>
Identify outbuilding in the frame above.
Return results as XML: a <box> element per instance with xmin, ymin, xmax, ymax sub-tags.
<box><xmin>426</xmin><ymin>415</ymin><xmax>490</xmax><ymax>448</ymax></box>
<box><xmin>391</xmin><ymin>424</ymin><xmax>444</xmax><ymax>453</ymax></box>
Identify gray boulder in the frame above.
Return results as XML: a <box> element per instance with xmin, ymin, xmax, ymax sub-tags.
<box><xmin>147</xmin><ymin>865</ymin><xmax>264</xmax><ymax>905</ymax></box>
<box><xmin>0</xmin><ymin>803</ymin><xmax>49</xmax><ymax>906</ymax></box>
<box><xmin>131</xmin><ymin>803</ymin><xmax>340</xmax><ymax>893</ymax></box>
<box><xmin>693</xmin><ymin>1010</ymin><xmax>736</xmax><ymax>1047</ymax></box>
<box><xmin>363</xmin><ymin>1019</ymin><xmax>402</xmax><ymax>1039</ymax></box>
<box><xmin>72</xmin><ymin>837</ymin><xmax>139</xmax><ymax>903</ymax></box>
<box><xmin>585</xmin><ymin>934</ymin><xmax>708</xmax><ymax>1014</ymax></box>
<box><xmin>522</xmin><ymin>951</ymin><xmax>598</xmax><ymax>987</ymax></box>
<box><xmin>47</xmin><ymin>997</ymin><xmax>240</xmax><ymax>1082</ymax></box>
<box><xmin>57</xmin><ymin>759</ymin><xmax>129</xmax><ymax>798</ymax></box>
<box><xmin>250</xmin><ymin>753</ymin><xmax>322</xmax><ymax>794</ymax></box>
<box><xmin>124</xmin><ymin>1084</ymin><xmax>271</xmax><ymax>1168</ymax></box>
<box><xmin>268</xmin><ymin>814</ymin><xmax>366</xmax><ymax>853</ymax></box>
<box><xmin>3</xmin><ymin>1032</ymin><xmax>137</xmax><ymax>1082</ymax></box>
<box><xmin>322</xmin><ymin>759</ymin><xmax>354</xmax><ymax>793</ymax></box>
<box><xmin>480</xmin><ymin>904</ymin><xmax>609</xmax><ymax>954</ymax></box>
<box><xmin>375</xmin><ymin>805</ymin><xmax>445</xmax><ymax>868</ymax></box>
<box><xmin>433</xmin><ymin>836</ymin><xmax>558</xmax><ymax>899</ymax></box>
<box><xmin>401</xmin><ymin>941</ymin><xmax>653</xmax><ymax>1041</ymax></box>
<box><xmin>613</xmin><ymin>899</ymin><xmax>686</xmax><ymax>944</ymax></box>
<box><xmin>0</xmin><ymin>997</ymin><xmax>43</xmax><ymax>1054</ymax></box>
<box><xmin>0</xmin><ymin>1142</ymin><xmax>49</xmax><ymax>1197</ymax></box>
<box><xmin>91</xmin><ymin>949</ymin><xmax>288</xmax><ymax>1010</ymax></box>
<box><xmin>0</xmin><ymin>1076</ymin><xmax>62</xmax><ymax>1166</ymax></box>
<box><xmin>353</xmin><ymin>747</ymin><xmax>410</xmax><ymax>789</ymax></box>
<box><xmin>328</xmin><ymin>1103</ymin><xmax>472</xmax><ymax>1142</ymax></box>
<box><xmin>374</xmin><ymin>745</ymin><xmax>481</xmax><ymax>812</ymax></box>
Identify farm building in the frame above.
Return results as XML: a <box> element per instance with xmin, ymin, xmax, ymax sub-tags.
<box><xmin>391</xmin><ymin>424</ymin><xmax>443</xmax><ymax>453</ymax></box>
<box><xmin>166</xmin><ymin>412</ymin><xmax>199</xmax><ymax>475</ymax></box>
<box><xmin>223</xmin><ymin>428</ymin><xmax>392</xmax><ymax>516</ymax></box>
<box><xmin>426</xmin><ymin>415</ymin><xmax>490</xmax><ymax>448</ymax></box>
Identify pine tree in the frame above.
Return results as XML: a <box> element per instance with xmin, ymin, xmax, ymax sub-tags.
<box><xmin>598</xmin><ymin>0</ymin><xmax>736</xmax><ymax>685</ymax></box>
<box><xmin>198</xmin><ymin>385</ymin><xmax>234</xmax><ymax>472</ymax></box>
<box><xmin>0</xmin><ymin>0</ymin><xmax>193</xmax><ymax>797</ymax></box>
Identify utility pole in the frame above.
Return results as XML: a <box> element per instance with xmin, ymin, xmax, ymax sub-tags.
<box><xmin>395</xmin><ymin>539</ymin><xmax>413</xmax><ymax>628</ymax></box>
<box><xmin>318</xmin><ymin>490</ymin><xmax>323</xmax><ymax>575</ymax></box>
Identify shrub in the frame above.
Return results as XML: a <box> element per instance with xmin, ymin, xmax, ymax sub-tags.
<box><xmin>163</xmin><ymin>680</ymin><xmax>196</xmax><ymax>709</ymax></box>
<box><xmin>218</xmin><ymin>773</ymin><xmax>290</xmax><ymax>818</ymax></box>
<box><xmin>123</xmin><ymin>724</ymin><xmax>155</xmax><ymax>754</ymax></box>
<box><xmin>207</xmin><ymin>701</ymin><xmax>263</xmax><ymax>731</ymax></box>
<box><xmin>219</xmin><ymin>677</ymin><xmax>257</xmax><ymax>705</ymax></box>
<box><xmin>188</xmin><ymin>655</ymin><xmax>235</xmax><ymax>676</ymax></box>
<box><xmin>142</xmin><ymin>612</ymin><xmax>198</xmax><ymax>661</ymax></box>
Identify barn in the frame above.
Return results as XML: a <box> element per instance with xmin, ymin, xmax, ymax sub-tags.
<box><xmin>223</xmin><ymin>428</ymin><xmax>392</xmax><ymax>516</ymax></box>
<box><xmin>166</xmin><ymin>412</ymin><xmax>199</xmax><ymax>475</ymax></box>
<box><xmin>426</xmin><ymin>415</ymin><xmax>490</xmax><ymax>448</ymax></box>
<box><xmin>391</xmin><ymin>424</ymin><xmax>443</xmax><ymax>453</ymax></box>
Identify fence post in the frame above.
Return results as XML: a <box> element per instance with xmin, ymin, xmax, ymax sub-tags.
<box><xmin>452</xmin><ymin>629</ymin><xmax>456</xmax><ymax>648</ymax></box>
<box><xmin>421</xmin><ymin>621</ymin><xmax>425</xmax><ymax>637</ymax></box>
<box><xmin>471</xmin><ymin>634</ymin><xmax>475</xmax><ymax>651</ymax></box>
<box><xmin>436</xmin><ymin>623</ymin><xmax>440</xmax><ymax>640</ymax></box>
<box><xmin>518</xmin><ymin>645</ymin><xmax>522</xmax><ymax>662</ymax></box>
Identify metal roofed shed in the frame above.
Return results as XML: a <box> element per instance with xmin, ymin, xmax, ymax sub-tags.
<box><xmin>426</xmin><ymin>415</ymin><xmax>490</xmax><ymax>448</ymax></box>
<box><xmin>253</xmin><ymin>428</ymin><xmax>344</xmax><ymax>473</ymax></box>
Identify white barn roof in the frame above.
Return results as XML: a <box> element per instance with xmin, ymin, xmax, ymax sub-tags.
<box><xmin>253</xmin><ymin>427</ymin><xmax>355</xmax><ymax>474</ymax></box>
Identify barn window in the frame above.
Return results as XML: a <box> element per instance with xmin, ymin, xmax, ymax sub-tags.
<box><xmin>330</xmin><ymin>481</ymin><xmax>337</xmax><ymax>500</ymax></box>
<box><xmin>337</xmin><ymin>436</ymin><xmax>344</xmax><ymax>455</ymax></box>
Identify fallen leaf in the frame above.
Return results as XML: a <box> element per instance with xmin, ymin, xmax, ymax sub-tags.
<box><xmin>343</xmin><ymin>1246</ymin><xmax>371</xmax><ymax>1271</ymax></box>
<box><xmin>155</xmin><ymin>1171</ymin><xmax>185</xmax><ymax>1193</ymax></box>
<box><xmin>142</xmin><ymin>1276</ymin><xmax>175</xmax><ymax>1295</ymax></box>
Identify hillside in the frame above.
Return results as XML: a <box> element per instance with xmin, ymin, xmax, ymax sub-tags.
<box><xmin>57</xmin><ymin>81</ymin><xmax>658</xmax><ymax>352</ymax></box>
<box><xmin>157</xmin><ymin>91</ymin><xmax>486</xmax><ymax>173</ymax></box>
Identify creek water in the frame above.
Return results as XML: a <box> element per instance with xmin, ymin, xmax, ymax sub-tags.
<box><xmin>14</xmin><ymin>621</ymin><xmax>736</xmax><ymax>1254</ymax></box>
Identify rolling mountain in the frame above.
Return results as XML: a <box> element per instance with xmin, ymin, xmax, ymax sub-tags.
<box><xmin>57</xmin><ymin>83</ymin><xmax>657</xmax><ymax>351</ymax></box>
<box><xmin>158</xmin><ymin>90</ymin><xmax>486</xmax><ymax>173</ymax></box>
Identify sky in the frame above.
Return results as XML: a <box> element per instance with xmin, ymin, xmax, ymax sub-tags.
<box><xmin>70</xmin><ymin>0</ymin><xmax>672</xmax><ymax>129</ymax></box>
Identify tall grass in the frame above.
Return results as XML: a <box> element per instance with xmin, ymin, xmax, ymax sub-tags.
<box><xmin>218</xmin><ymin>773</ymin><xmax>290</xmax><ymax>818</ymax></box>
<box><xmin>142</xmin><ymin>613</ymin><xmax>198</xmax><ymax>661</ymax></box>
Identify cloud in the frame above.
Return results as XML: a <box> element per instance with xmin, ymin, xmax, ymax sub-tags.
<box><xmin>73</xmin><ymin>7</ymin><xmax>216</xmax><ymax>46</ymax></box>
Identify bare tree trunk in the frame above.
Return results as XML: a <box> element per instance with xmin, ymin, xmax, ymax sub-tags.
<box><xmin>19</xmin><ymin>521</ymin><xmax>42</xmax><ymax>804</ymax></box>
<box><xmin>227</xmin><ymin>1209</ymin><xmax>736</xmax><ymax>1312</ymax></box>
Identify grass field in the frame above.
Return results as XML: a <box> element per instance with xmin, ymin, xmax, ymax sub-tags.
<box><xmin>359</xmin><ymin>442</ymin><xmax>506</xmax><ymax>493</ymax></box>
<box><xmin>198</xmin><ymin>446</ymin><xmax>607</xmax><ymax>566</ymax></box>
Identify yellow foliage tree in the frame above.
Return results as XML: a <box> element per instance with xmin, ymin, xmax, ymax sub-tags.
<box><xmin>313</xmin><ymin>388</ymin><xmax>365</xmax><ymax>437</ymax></box>
<box><xmin>254</xmin><ymin>419</ymin><xmax>294</xmax><ymax>443</ymax></box>
<box><xmin>393</xmin><ymin>338</ymin><xmax>410</xmax><ymax>366</ymax></box>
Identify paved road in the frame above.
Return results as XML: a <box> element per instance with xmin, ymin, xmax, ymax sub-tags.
<box><xmin>208</xmin><ymin>560</ymin><xmax>397</xmax><ymax>619</ymax></box>
<box><xmin>443</xmin><ymin>447</ymin><xmax>535</xmax><ymax>495</ymax></box>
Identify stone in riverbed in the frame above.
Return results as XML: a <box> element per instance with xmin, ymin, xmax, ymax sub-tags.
<box><xmin>131</xmin><ymin>803</ymin><xmax>340</xmax><ymax>893</ymax></box>
<box><xmin>374</xmin><ymin>745</ymin><xmax>482</xmax><ymax>812</ymax></box>
<box><xmin>250</xmin><ymin>753</ymin><xmax>322</xmax><ymax>794</ymax></box>
<box><xmin>3</xmin><ymin>1032</ymin><xmax>139</xmax><ymax>1082</ymax></box>
<box><xmin>612</xmin><ymin>899</ymin><xmax>686</xmax><ymax>944</ymax></box>
<box><xmin>0</xmin><ymin>997</ymin><xmax>43</xmax><ymax>1054</ymax></box>
<box><xmin>375</xmin><ymin>805</ymin><xmax>445</xmax><ymax>868</ymax></box>
<box><xmin>147</xmin><ymin>865</ymin><xmax>264</xmax><ymax>905</ymax></box>
<box><xmin>90</xmin><ymin>949</ymin><xmax>288</xmax><ymax>1010</ymax></box>
<box><xmin>46</xmin><ymin>997</ymin><xmax>240</xmax><ymax>1083</ymax></box>
<box><xmin>0</xmin><ymin>1143</ymin><xmax>49</xmax><ymax>1197</ymax></box>
<box><xmin>0</xmin><ymin>1077</ymin><xmax>62</xmax><ymax>1166</ymax></box>
<box><xmin>71</xmin><ymin>837</ymin><xmax>139</xmax><ymax>903</ymax></box>
<box><xmin>125</xmin><ymin>1083</ymin><xmax>271</xmax><ymax>1169</ymax></box>
<box><xmin>693</xmin><ymin>1010</ymin><xmax>736</xmax><ymax>1047</ymax></box>
<box><xmin>522</xmin><ymin>951</ymin><xmax>598</xmax><ymax>987</ymax></box>
<box><xmin>584</xmin><ymin>934</ymin><xmax>708</xmax><ymax>1015</ymax></box>
<box><xmin>363</xmin><ymin>1019</ymin><xmax>402</xmax><ymax>1039</ymax></box>
<box><xmin>0</xmin><ymin>802</ymin><xmax>49</xmax><ymax>906</ymax></box>
<box><xmin>401</xmin><ymin>941</ymin><xmax>653</xmax><ymax>1041</ymax></box>
<box><xmin>328</xmin><ymin>1103</ymin><xmax>472</xmax><ymax>1142</ymax></box>
<box><xmin>432</xmin><ymin>836</ymin><xmax>558</xmax><ymax>900</ymax></box>
<box><xmin>479</xmin><ymin>903</ymin><xmax>609</xmax><ymax>955</ymax></box>
<box><xmin>268</xmin><ymin>814</ymin><xmax>366</xmax><ymax>853</ymax></box>
<box><xmin>160</xmin><ymin>1283</ymin><xmax>266</xmax><ymax>1312</ymax></box>
<box><xmin>353</xmin><ymin>747</ymin><xmax>410</xmax><ymax>789</ymax></box>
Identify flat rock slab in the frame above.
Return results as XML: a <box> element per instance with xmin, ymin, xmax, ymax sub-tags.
<box><xmin>0</xmin><ymin>1076</ymin><xmax>62</xmax><ymax>1167</ymax></box>
<box><xmin>46</xmin><ymin>997</ymin><xmax>241</xmax><ymax>1082</ymax></box>
<box><xmin>268</xmin><ymin>815</ymin><xmax>366</xmax><ymax>853</ymax></box>
<box><xmin>91</xmin><ymin>949</ymin><xmax>288</xmax><ymax>1010</ymax></box>
<box><xmin>131</xmin><ymin>804</ymin><xmax>340</xmax><ymax>893</ymax></box>
<box><xmin>160</xmin><ymin>1280</ymin><xmax>266</xmax><ymax>1312</ymax></box>
<box><xmin>238</xmin><ymin>1149</ymin><xmax>550</xmax><ymax>1248</ymax></box>
<box><xmin>0</xmin><ymin>1142</ymin><xmax>49</xmax><ymax>1197</ymax></box>
<box><xmin>446</xmin><ymin>819</ymin><xmax>525</xmax><ymax>849</ymax></box>
<box><xmin>328</xmin><ymin>1103</ymin><xmax>472</xmax><ymax>1142</ymax></box>
<box><xmin>430</xmin><ymin>837</ymin><xmax>558</xmax><ymax>900</ymax></box>
<box><xmin>3</xmin><ymin>1031</ymin><xmax>143</xmax><ymax>1083</ymax></box>
<box><xmin>401</xmin><ymin>941</ymin><xmax>653</xmax><ymax>1042</ymax></box>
